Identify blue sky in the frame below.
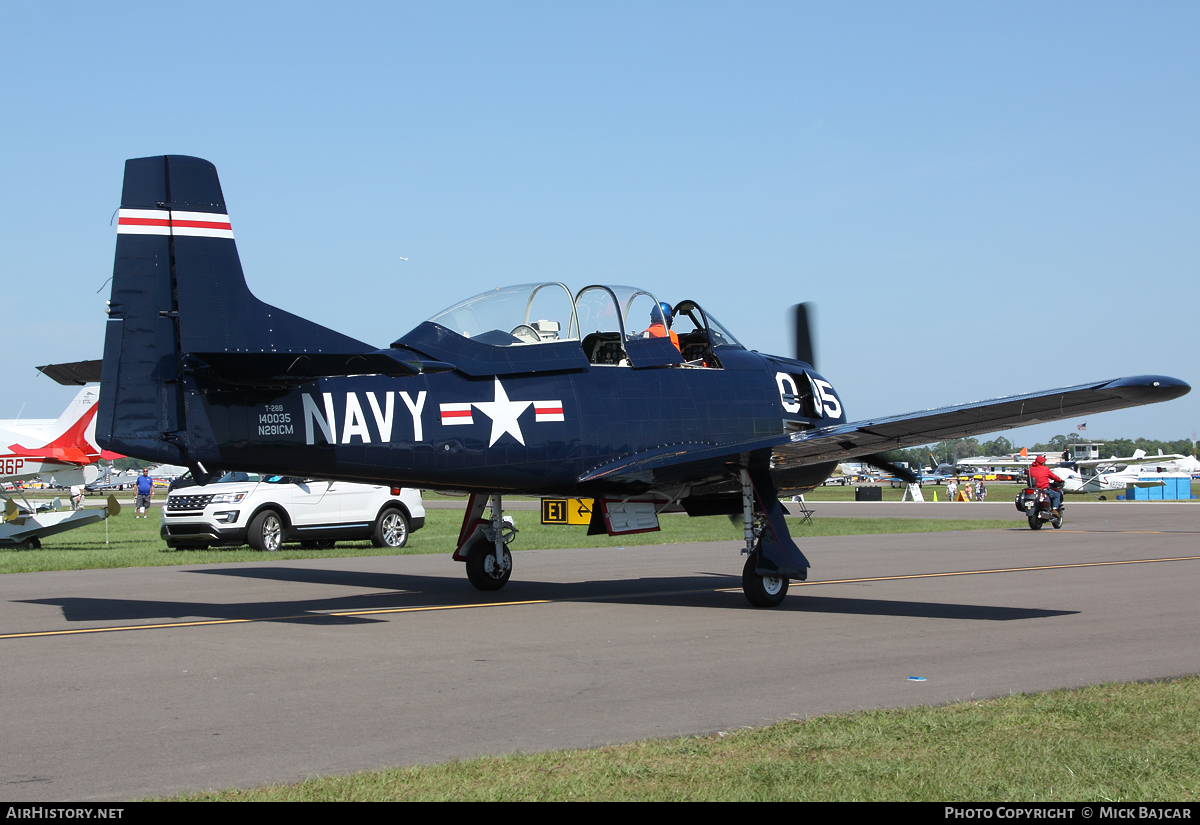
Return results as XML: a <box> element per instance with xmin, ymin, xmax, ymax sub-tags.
<box><xmin>2</xmin><ymin>2</ymin><xmax>1195</xmax><ymax>447</ymax></box>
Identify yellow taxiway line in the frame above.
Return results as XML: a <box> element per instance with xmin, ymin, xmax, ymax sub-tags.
<box><xmin>4</xmin><ymin>554</ymin><xmax>1200</xmax><ymax>641</ymax></box>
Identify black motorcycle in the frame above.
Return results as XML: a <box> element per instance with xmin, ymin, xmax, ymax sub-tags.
<box><xmin>1015</xmin><ymin>481</ymin><xmax>1064</xmax><ymax>530</ymax></box>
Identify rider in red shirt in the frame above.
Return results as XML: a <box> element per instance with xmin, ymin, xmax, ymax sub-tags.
<box><xmin>1028</xmin><ymin>455</ymin><xmax>1063</xmax><ymax>514</ymax></box>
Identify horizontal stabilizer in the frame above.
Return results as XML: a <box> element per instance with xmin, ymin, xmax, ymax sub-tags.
<box><xmin>37</xmin><ymin>360</ymin><xmax>103</xmax><ymax>386</ymax></box>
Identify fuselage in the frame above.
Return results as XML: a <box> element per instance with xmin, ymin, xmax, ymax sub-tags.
<box><xmin>193</xmin><ymin>343</ymin><xmax>842</xmax><ymax>497</ymax></box>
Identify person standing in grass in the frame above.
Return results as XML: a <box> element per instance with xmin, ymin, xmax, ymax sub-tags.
<box><xmin>135</xmin><ymin>469</ymin><xmax>154</xmax><ymax>519</ymax></box>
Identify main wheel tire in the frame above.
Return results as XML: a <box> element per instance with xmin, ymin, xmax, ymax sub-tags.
<box><xmin>465</xmin><ymin>538</ymin><xmax>512</xmax><ymax>591</ymax></box>
<box><xmin>1028</xmin><ymin>515</ymin><xmax>1042</xmax><ymax>530</ymax></box>
<box><xmin>742</xmin><ymin>551</ymin><xmax>789</xmax><ymax>607</ymax></box>
<box><xmin>248</xmin><ymin>510</ymin><xmax>284</xmax><ymax>551</ymax></box>
<box><xmin>371</xmin><ymin>508</ymin><xmax>410</xmax><ymax>548</ymax></box>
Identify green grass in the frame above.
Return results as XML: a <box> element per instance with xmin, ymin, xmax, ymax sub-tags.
<box><xmin>170</xmin><ymin>675</ymin><xmax>1200</xmax><ymax>801</ymax></box>
<box><xmin>0</xmin><ymin>506</ymin><xmax>1012</xmax><ymax>574</ymax></box>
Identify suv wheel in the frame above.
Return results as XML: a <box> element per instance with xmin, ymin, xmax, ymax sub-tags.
<box><xmin>248</xmin><ymin>510</ymin><xmax>284</xmax><ymax>551</ymax></box>
<box><xmin>372</xmin><ymin>508</ymin><xmax>410</xmax><ymax>548</ymax></box>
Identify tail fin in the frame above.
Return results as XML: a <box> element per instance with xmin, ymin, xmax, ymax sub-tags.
<box><xmin>97</xmin><ymin>155</ymin><xmax>370</xmax><ymax>468</ymax></box>
<box><xmin>7</xmin><ymin>387</ymin><xmax>101</xmax><ymax>464</ymax></box>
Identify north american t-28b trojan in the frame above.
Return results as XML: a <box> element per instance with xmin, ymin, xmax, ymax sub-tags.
<box><xmin>96</xmin><ymin>156</ymin><xmax>1190</xmax><ymax>606</ymax></box>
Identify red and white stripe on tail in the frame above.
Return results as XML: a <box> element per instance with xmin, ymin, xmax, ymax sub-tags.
<box><xmin>116</xmin><ymin>209</ymin><xmax>234</xmax><ymax>239</ymax></box>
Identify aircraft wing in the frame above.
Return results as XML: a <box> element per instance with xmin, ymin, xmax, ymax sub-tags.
<box><xmin>579</xmin><ymin>375</ymin><xmax>1189</xmax><ymax>483</ymax></box>
<box><xmin>770</xmin><ymin>375</ymin><xmax>1188</xmax><ymax>469</ymax></box>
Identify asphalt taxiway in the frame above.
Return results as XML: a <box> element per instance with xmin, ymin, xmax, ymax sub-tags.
<box><xmin>1</xmin><ymin>502</ymin><xmax>1196</xmax><ymax>800</ymax></box>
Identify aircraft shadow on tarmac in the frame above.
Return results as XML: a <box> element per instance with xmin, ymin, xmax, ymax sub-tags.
<box><xmin>18</xmin><ymin>566</ymin><xmax>1078</xmax><ymax>625</ymax></box>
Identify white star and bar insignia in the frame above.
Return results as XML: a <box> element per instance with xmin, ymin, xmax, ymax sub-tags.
<box><xmin>438</xmin><ymin>379</ymin><xmax>563</xmax><ymax>446</ymax></box>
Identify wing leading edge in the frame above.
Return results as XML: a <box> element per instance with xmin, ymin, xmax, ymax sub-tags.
<box><xmin>580</xmin><ymin>375</ymin><xmax>1190</xmax><ymax>484</ymax></box>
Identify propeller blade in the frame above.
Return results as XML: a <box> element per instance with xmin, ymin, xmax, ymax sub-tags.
<box><xmin>864</xmin><ymin>454</ymin><xmax>920</xmax><ymax>484</ymax></box>
<box><xmin>790</xmin><ymin>303</ymin><xmax>817</xmax><ymax>369</ymax></box>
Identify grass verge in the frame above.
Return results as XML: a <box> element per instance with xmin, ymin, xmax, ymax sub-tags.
<box><xmin>171</xmin><ymin>675</ymin><xmax>1200</xmax><ymax>801</ymax></box>
<box><xmin>0</xmin><ymin>507</ymin><xmax>1011</xmax><ymax>574</ymax></box>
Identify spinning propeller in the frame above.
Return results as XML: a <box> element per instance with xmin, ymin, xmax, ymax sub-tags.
<box><xmin>788</xmin><ymin>302</ymin><xmax>919</xmax><ymax>485</ymax></box>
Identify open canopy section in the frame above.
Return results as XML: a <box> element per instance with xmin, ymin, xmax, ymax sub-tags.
<box><xmin>427</xmin><ymin>283</ymin><xmax>580</xmax><ymax>346</ymax></box>
<box><xmin>396</xmin><ymin>282</ymin><xmax>746</xmax><ymax>375</ymax></box>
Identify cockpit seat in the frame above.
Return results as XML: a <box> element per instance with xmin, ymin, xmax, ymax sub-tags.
<box><xmin>530</xmin><ymin>320</ymin><xmax>560</xmax><ymax>340</ymax></box>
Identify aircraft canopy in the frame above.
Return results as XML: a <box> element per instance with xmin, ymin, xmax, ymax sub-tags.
<box><xmin>426</xmin><ymin>283</ymin><xmax>742</xmax><ymax>349</ymax></box>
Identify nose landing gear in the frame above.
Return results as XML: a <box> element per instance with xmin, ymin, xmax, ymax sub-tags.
<box><xmin>738</xmin><ymin>468</ymin><xmax>810</xmax><ymax>608</ymax></box>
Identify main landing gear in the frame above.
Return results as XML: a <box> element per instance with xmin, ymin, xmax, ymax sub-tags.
<box><xmin>742</xmin><ymin>550</ymin><xmax>789</xmax><ymax>607</ymax></box>
<box><xmin>455</xmin><ymin>494</ymin><xmax>517</xmax><ymax>591</ymax></box>
<box><xmin>452</xmin><ymin>475</ymin><xmax>808</xmax><ymax>608</ymax></box>
<box><xmin>738</xmin><ymin>468</ymin><xmax>810</xmax><ymax>608</ymax></box>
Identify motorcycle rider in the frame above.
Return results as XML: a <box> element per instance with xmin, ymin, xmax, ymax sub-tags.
<box><xmin>1028</xmin><ymin>455</ymin><xmax>1063</xmax><ymax>515</ymax></box>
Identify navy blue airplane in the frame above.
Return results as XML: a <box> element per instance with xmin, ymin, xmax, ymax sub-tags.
<box><xmin>96</xmin><ymin>156</ymin><xmax>1190</xmax><ymax>606</ymax></box>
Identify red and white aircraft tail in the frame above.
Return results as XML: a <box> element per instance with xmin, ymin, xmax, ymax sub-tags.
<box><xmin>2</xmin><ymin>384</ymin><xmax>118</xmax><ymax>485</ymax></box>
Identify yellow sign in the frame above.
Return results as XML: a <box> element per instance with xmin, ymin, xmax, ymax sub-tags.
<box><xmin>541</xmin><ymin>498</ymin><xmax>594</xmax><ymax>525</ymax></box>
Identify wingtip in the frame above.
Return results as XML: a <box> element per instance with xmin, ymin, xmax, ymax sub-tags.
<box><xmin>1102</xmin><ymin>375</ymin><xmax>1191</xmax><ymax>403</ymax></box>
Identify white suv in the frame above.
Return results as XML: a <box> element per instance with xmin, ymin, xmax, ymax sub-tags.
<box><xmin>161</xmin><ymin>472</ymin><xmax>425</xmax><ymax>552</ymax></box>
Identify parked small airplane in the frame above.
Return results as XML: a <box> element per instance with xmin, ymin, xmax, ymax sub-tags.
<box><xmin>95</xmin><ymin>156</ymin><xmax>1191</xmax><ymax>606</ymax></box>
<box><xmin>0</xmin><ymin>493</ymin><xmax>120</xmax><ymax>549</ymax></box>
<box><xmin>955</xmin><ymin>450</ymin><xmax>1035</xmax><ymax>481</ymax></box>
<box><xmin>1</xmin><ymin>365</ymin><xmax>125</xmax><ymax>547</ymax></box>
<box><xmin>1053</xmin><ymin>449</ymin><xmax>1187</xmax><ymax>495</ymax></box>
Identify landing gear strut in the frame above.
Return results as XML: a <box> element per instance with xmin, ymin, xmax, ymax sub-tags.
<box><xmin>456</xmin><ymin>493</ymin><xmax>517</xmax><ymax>591</ymax></box>
<box><xmin>738</xmin><ymin>468</ymin><xmax>809</xmax><ymax>608</ymax></box>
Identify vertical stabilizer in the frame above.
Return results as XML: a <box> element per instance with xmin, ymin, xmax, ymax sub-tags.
<box><xmin>97</xmin><ymin>155</ymin><xmax>370</xmax><ymax>468</ymax></box>
<box><xmin>5</xmin><ymin>387</ymin><xmax>101</xmax><ymax>464</ymax></box>
<box><xmin>49</xmin><ymin>386</ymin><xmax>100</xmax><ymax>444</ymax></box>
